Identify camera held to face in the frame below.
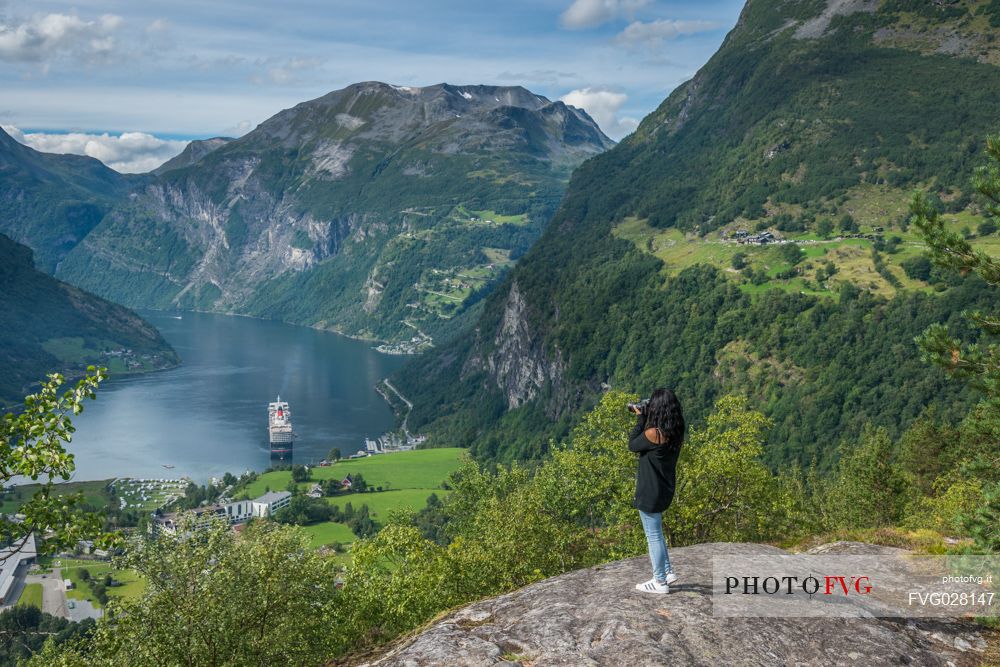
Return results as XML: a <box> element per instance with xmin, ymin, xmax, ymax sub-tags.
<box><xmin>628</xmin><ymin>398</ymin><xmax>650</xmax><ymax>413</ymax></box>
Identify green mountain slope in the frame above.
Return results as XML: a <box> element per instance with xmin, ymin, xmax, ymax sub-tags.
<box><xmin>0</xmin><ymin>128</ymin><xmax>135</xmax><ymax>272</ymax></box>
<box><xmin>57</xmin><ymin>82</ymin><xmax>614</xmax><ymax>346</ymax></box>
<box><xmin>0</xmin><ymin>233</ymin><xmax>179</xmax><ymax>408</ymax></box>
<box><xmin>393</xmin><ymin>0</ymin><xmax>1000</xmax><ymax>465</ymax></box>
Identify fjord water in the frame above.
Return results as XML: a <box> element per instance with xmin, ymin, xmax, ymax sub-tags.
<box><xmin>66</xmin><ymin>311</ymin><xmax>406</xmax><ymax>482</ymax></box>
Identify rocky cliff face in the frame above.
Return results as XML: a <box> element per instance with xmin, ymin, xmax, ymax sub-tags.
<box><xmin>485</xmin><ymin>281</ymin><xmax>565</xmax><ymax>410</ymax></box>
<box><xmin>56</xmin><ymin>82</ymin><xmax>613</xmax><ymax>344</ymax></box>
<box><xmin>351</xmin><ymin>542</ymin><xmax>994</xmax><ymax>667</ymax></box>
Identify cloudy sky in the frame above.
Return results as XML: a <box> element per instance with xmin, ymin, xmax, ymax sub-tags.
<box><xmin>0</xmin><ymin>0</ymin><xmax>744</xmax><ymax>172</ymax></box>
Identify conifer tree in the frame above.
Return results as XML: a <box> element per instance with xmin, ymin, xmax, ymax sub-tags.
<box><xmin>911</xmin><ymin>135</ymin><xmax>1000</xmax><ymax>551</ymax></box>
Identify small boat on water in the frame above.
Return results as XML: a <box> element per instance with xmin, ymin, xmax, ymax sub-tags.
<box><xmin>268</xmin><ymin>396</ymin><xmax>294</xmax><ymax>458</ymax></box>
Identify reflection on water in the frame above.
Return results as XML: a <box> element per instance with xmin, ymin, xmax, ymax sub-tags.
<box><xmin>66</xmin><ymin>311</ymin><xmax>406</xmax><ymax>482</ymax></box>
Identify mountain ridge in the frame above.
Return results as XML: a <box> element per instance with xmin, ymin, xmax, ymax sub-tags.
<box><xmin>55</xmin><ymin>81</ymin><xmax>613</xmax><ymax>345</ymax></box>
<box><xmin>152</xmin><ymin>137</ymin><xmax>233</xmax><ymax>175</ymax></box>
<box><xmin>0</xmin><ymin>127</ymin><xmax>137</xmax><ymax>272</ymax></box>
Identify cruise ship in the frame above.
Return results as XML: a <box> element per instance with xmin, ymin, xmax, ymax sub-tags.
<box><xmin>268</xmin><ymin>396</ymin><xmax>294</xmax><ymax>457</ymax></box>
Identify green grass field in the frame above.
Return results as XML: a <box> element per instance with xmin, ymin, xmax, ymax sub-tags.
<box><xmin>470</xmin><ymin>209</ymin><xmax>529</xmax><ymax>225</ymax></box>
<box><xmin>613</xmin><ymin>199</ymin><xmax>999</xmax><ymax>300</ymax></box>
<box><xmin>40</xmin><ymin>336</ymin><xmax>93</xmax><ymax>363</ymax></box>
<box><xmin>63</xmin><ymin>562</ymin><xmax>144</xmax><ymax>608</ymax></box>
<box><xmin>452</xmin><ymin>205</ymin><xmax>529</xmax><ymax>226</ymax></box>
<box><xmin>481</xmin><ymin>247</ymin><xmax>514</xmax><ymax>266</ymax></box>
<box><xmin>38</xmin><ymin>337</ymin><xmax>163</xmax><ymax>374</ymax></box>
<box><xmin>237</xmin><ymin>449</ymin><xmax>465</xmax><ymax>552</ymax></box>
<box><xmin>299</xmin><ymin>521</ymin><xmax>356</xmax><ymax>549</ymax></box>
<box><xmin>326</xmin><ymin>489</ymin><xmax>451</xmax><ymax>522</ymax></box>
<box><xmin>240</xmin><ymin>448</ymin><xmax>466</xmax><ymax>498</ymax></box>
<box><xmin>0</xmin><ymin>479</ymin><xmax>112</xmax><ymax>514</ymax></box>
<box><xmin>16</xmin><ymin>583</ymin><xmax>42</xmax><ymax>609</ymax></box>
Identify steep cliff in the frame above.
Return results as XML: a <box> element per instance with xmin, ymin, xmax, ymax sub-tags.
<box><xmin>482</xmin><ymin>281</ymin><xmax>565</xmax><ymax>411</ymax></box>
<box><xmin>57</xmin><ymin>82</ymin><xmax>614</xmax><ymax>344</ymax></box>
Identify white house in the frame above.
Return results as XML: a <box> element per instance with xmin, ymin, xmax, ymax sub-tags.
<box><xmin>251</xmin><ymin>491</ymin><xmax>291</xmax><ymax>518</ymax></box>
<box><xmin>224</xmin><ymin>499</ymin><xmax>254</xmax><ymax>523</ymax></box>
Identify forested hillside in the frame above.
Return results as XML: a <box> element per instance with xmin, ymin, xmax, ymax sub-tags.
<box><xmin>0</xmin><ymin>128</ymin><xmax>135</xmax><ymax>272</ymax></box>
<box><xmin>0</xmin><ymin>233</ymin><xmax>178</xmax><ymax>408</ymax></box>
<box><xmin>394</xmin><ymin>0</ymin><xmax>1000</xmax><ymax>466</ymax></box>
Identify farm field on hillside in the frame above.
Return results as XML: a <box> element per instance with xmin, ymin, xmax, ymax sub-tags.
<box><xmin>325</xmin><ymin>489</ymin><xmax>451</xmax><ymax>522</ymax></box>
<box><xmin>613</xmin><ymin>197</ymin><xmax>998</xmax><ymax>300</ymax></box>
<box><xmin>240</xmin><ymin>448</ymin><xmax>466</xmax><ymax>497</ymax></box>
<box><xmin>238</xmin><ymin>449</ymin><xmax>464</xmax><ymax>554</ymax></box>
<box><xmin>299</xmin><ymin>521</ymin><xmax>356</xmax><ymax>549</ymax></box>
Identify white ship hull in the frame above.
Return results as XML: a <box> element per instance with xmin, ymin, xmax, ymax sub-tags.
<box><xmin>268</xmin><ymin>396</ymin><xmax>294</xmax><ymax>456</ymax></box>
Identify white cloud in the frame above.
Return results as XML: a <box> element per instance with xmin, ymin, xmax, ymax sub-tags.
<box><xmin>616</xmin><ymin>19</ymin><xmax>721</xmax><ymax>48</ymax></box>
<box><xmin>0</xmin><ymin>12</ymin><xmax>124</xmax><ymax>63</ymax></box>
<box><xmin>496</xmin><ymin>69</ymin><xmax>577</xmax><ymax>85</ymax></box>
<box><xmin>221</xmin><ymin>120</ymin><xmax>255</xmax><ymax>137</ymax></box>
<box><xmin>250</xmin><ymin>57</ymin><xmax>324</xmax><ymax>86</ymax></box>
<box><xmin>560</xmin><ymin>88</ymin><xmax>639</xmax><ymax>140</ymax></box>
<box><xmin>559</xmin><ymin>0</ymin><xmax>650</xmax><ymax>29</ymax></box>
<box><xmin>146</xmin><ymin>18</ymin><xmax>170</xmax><ymax>34</ymax></box>
<box><xmin>1</xmin><ymin>125</ymin><xmax>188</xmax><ymax>173</ymax></box>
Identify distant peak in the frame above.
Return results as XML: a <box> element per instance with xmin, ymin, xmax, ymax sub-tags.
<box><xmin>151</xmin><ymin>136</ymin><xmax>233</xmax><ymax>175</ymax></box>
<box><xmin>311</xmin><ymin>81</ymin><xmax>551</xmax><ymax>110</ymax></box>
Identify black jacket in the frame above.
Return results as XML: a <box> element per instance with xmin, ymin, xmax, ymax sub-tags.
<box><xmin>629</xmin><ymin>414</ymin><xmax>682</xmax><ymax>513</ymax></box>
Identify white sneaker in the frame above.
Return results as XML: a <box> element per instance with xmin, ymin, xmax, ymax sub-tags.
<box><xmin>635</xmin><ymin>579</ymin><xmax>669</xmax><ymax>594</ymax></box>
<box><xmin>665</xmin><ymin>572</ymin><xmax>678</xmax><ymax>585</ymax></box>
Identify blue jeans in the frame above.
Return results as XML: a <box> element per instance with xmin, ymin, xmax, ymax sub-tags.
<box><xmin>639</xmin><ymin>510</ymin><xmax>672</xmax><ymax>583</ymax></box>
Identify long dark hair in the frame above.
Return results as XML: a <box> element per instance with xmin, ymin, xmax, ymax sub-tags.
<box><xmin>644</xmin><ymin>388</ymin><xmax>685</xmax><ymax>449</ymax></box>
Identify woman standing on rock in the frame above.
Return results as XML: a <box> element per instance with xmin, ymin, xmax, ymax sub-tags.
<box><xmin>628</xmin><ymin>388</ymin><xmax>685</xmax><ymax>595</ymax></box>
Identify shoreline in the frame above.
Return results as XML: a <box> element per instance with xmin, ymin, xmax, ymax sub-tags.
<box><xmin>375</xmin><ymin>378</ymin><xmax>422</xmax><ymax>443</ymax></box>
<box><xmin>139</xmin><ymin>307</ymin><xmax>421</xmax><ymax>357</ymax></box>
<box><xmin>21</xmin><ymin>310</ymin><xmax>406</xmax><ymax>484</ymax></box>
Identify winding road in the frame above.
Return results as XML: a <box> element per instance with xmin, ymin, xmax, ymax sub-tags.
<box><xmin>381</xmin><ymin>379</ymin><xmax>414</xmax><ymax>438</ymax></box>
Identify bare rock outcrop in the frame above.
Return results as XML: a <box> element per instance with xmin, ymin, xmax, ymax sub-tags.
<box><xmin>487</xmin><ymin>281</ymin><xmax>565</xmax><ymax>410</ymax></box>
<box><xmin>354</xmin><ymin>543</ymin><xmax>993</xmax><ymax>667</ymax></box>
